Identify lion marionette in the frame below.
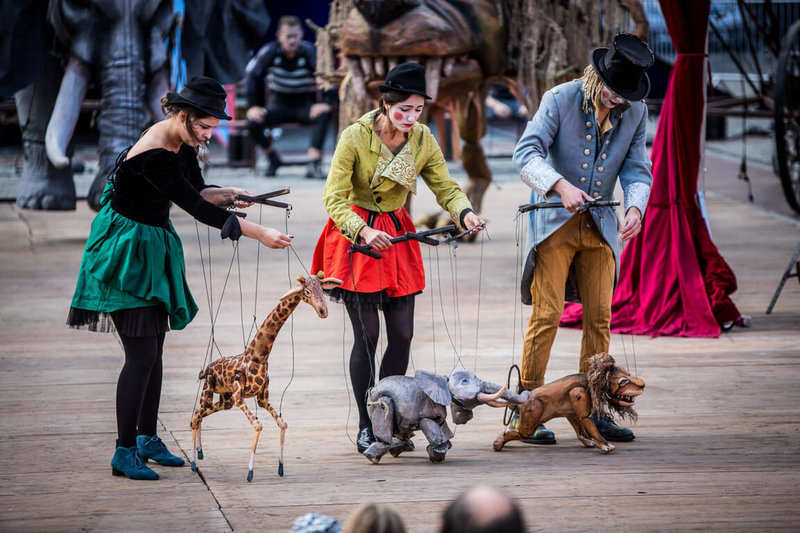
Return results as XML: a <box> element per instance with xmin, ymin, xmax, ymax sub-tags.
<box><xmin>493</xmin><ymin>353</ymin><xmax>644</xmax><ymax>453</ymax></box>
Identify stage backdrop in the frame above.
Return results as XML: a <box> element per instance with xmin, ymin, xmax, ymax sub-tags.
<box><xmin>561</xmin><ymin>0</ymin><xmax>741</xmax><ymax>337</ymax></box>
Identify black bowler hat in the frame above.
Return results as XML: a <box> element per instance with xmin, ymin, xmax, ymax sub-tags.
<box><xmin>591</xmin><ymin>33</ymin><xmax>654</xmax><ymax>101</ymax></box>
<box><xmin>166</xmin><ymin>76</ymin><xmax>232</xmax><ymax>120</ymax></box>
<box><xmin>379</xmin><ymin>62</ymin><xmax>431</xmax><ymax>99</ymax></box>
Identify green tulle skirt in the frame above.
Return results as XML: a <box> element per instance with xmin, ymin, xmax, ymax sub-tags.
<box><xmin>68</xmin><ymin>185</ymin><xmax>198</xmax><ymax>331</ymax></box>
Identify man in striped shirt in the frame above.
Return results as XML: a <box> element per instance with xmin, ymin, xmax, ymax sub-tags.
<box><xmin>245</xmin><ymin>16</ymin><xmax>333</xmax><ymax>179</ymax></box>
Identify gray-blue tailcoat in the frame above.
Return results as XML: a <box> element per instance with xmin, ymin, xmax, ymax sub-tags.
<box><xmin>513</xmin><ymin>79</ymin><xmax>652</xmax><ymax>305</ymax></box>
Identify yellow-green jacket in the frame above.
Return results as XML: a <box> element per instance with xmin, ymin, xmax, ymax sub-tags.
<box><xmin>323</xmin><ymin>109</ymin><xmax>473</xmax><ymax>242</ymax></box>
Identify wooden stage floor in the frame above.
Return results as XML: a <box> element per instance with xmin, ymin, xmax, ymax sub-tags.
<box><xmin>1</xmin><ymin>154</ymin><xmax>798</xmax><ymax>532</ymax></box>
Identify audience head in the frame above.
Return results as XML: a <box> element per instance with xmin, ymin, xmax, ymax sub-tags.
<box><xmin>342</xmin><ymin>502</ymin><xmax>406</xmax><ymax>533</ymax></box>
<box><xmin>439</xmin><ymin>485</ymin><xmax>525</xmax><ymax>533</ymax></box>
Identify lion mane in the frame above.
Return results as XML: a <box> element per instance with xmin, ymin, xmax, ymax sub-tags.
<box><xmin>587</xmin><ymin>353</ymin><xmax>639</xmax><ymax>423</ymax></box>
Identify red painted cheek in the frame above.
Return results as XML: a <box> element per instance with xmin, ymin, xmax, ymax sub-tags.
<box><xmin>393</xmin><ymin>111</ymin><xmax>404</xmax><ymax>121</ymax></box>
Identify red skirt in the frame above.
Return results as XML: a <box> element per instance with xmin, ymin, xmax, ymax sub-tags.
<box><xmin>311</xmin><ymin>205</ymin><xmax>425</xmax><ymax>300</ymax></box>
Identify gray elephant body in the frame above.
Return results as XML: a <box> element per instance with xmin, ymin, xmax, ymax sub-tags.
<box><xmin>363</xmin><ymin>369</ymin><xmax>529</xmax><ymax>464</ymax></box>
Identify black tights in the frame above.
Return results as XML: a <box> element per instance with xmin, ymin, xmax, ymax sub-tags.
<box><xmin>345</xmin><ymin>298</ymin><xmax>415</xmax><ymax>430</ymax></box>
<box><xmin>115</xmin><ymin>332</ymin><xmax>165</xmax><ymax>448</ymax></box>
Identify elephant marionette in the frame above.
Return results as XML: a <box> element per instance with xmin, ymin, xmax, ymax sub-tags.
<box><xmin>363</xmin><ymin>369</ymin><xmax>529</xmax><ymax>464</ymax></box>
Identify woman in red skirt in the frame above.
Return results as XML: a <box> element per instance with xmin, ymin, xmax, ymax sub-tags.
<box><xmin>311</xmin><ymin>63</ymin><xmax>485</xmax><ymax>453</ymax></box>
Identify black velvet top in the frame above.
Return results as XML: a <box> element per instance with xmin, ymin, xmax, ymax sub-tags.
<box><xmin>110</xmin><ymin>144</ymin><xmax>235</xmax><ymax>232</ymax></box>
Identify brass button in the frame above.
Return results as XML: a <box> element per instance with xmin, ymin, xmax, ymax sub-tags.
<box><xmin>595</xmin><ymin>181</ymin><xmax>602</xmax><ymax>186</ymax></box>
<box><xmin>586</xmin><ymin>134</ymin><xmax>592</xmax><ymax>141</ymax></box>
<box><xmin>585</xmin><ymin>121</ymin><xmax>592</xmax><ymax>128</ymax></box>
<box><xmin>598</xmin><ymin>167</ymin><xmax>605</xmax><ymax>173</ymax></box>
<box><xmin>584</xmin><ymin>149</ymin><xmax>590</xmax><ymax>156</ymax></box>
<box><xmin>579</xmin><ymin>177</ymin><xmax>586</xmax><ymax>183</ymax></box>
<box><xmin>581</xmin><ymin>163</ymin><xmax>589</xmax><ymax>169</ymax></box>
<box><xmin>601</xmin><ymin>153</ymin><xmax>607</xmax><ymax>160</ymax></box>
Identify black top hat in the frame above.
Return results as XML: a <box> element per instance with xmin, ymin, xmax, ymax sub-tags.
<box><xmin>590</xmin><ymin>33</ymin><xmax>654</xmax><ymax>101</ymax></box>
<box><xmin>379</xmin><ymin>62</ymin><xmax>431</xmax><ymax>100</ymax></box>
<box><xmin>165</xmin><ymin>76</ymin><xmax>232</xmax><ymax>120</ymax></box>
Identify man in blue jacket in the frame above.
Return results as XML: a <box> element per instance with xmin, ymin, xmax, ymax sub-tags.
<box><xmin>513</xmin><ymin>34</ymin><xmax>654</xmax><ymax>444</ymax></box>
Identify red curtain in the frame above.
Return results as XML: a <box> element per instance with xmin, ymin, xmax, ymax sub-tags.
<box><xmin>561</xmin><ymin>0</ymin><xmax>741</xmax><ymax>337</ymax></box>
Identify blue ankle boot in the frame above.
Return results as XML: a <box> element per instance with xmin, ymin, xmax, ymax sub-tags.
<box><xmin>137</xmin><ymin>434</ymin><xmax>185</xmax><ymax>466</ymax></box>
<box><xmin>111</xmin><ymin>445</ymin><xmax>159</xmax><ymax>480</ymax></box>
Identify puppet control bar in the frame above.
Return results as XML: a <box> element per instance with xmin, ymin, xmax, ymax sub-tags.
<box><xmin>517</xmin><ymin>200</ymin><xmax>620</xmax><ymax>214</ymax></box>
<box><xmin>350</xmin><ymin>224</ymin><xmax>457</xmax><ymax>259</ymax></box>
<box><xmin>226</xmin><ymin>188</ymin><xmax>292</xmax><ymax>217</ymax></box>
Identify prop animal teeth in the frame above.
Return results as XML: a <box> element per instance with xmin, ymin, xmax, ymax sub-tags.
<box><xmin>343</xmin><ymin>54</ymin><xmax>471</xmax><ymax>102</ymax></box>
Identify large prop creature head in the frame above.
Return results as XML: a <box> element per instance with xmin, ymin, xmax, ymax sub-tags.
<box><xmin>586</xmin><ymin>353</ymin><xmax>645</xmax><ymax>421</ymax></box>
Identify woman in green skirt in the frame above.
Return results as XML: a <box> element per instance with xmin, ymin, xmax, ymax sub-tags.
<box><xmin>67</xmin><ymin>77</ymin><xmax>292</xmax><ymax>480</ymax></box>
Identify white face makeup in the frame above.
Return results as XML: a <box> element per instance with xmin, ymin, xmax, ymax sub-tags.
<box><xmin>600</xmin><ymin>86</ymin><xmax>627</xmax><ymax>109</ymax></box>
<box><xmin>386</xmin><ymin>94</ymin><xmax>425</xmax><ymax>132</ymax></box>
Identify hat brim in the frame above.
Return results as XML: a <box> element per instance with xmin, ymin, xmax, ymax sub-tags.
<box><xmin>590</xmin><ymin>48</ymin><xmax>650</xmax><ymax>102</ymax></box>
<box><xmin>166</xmin><ymin>92</ymin><xmax>232</xmax><ymax>120</ymax></box>
<box><xmin>378</xmin><ymin>84</ymin><xmax>432</xmax><ymax>100</ymax></box>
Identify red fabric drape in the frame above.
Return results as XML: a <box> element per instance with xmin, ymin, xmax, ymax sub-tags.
<box><xmin>561</xmin><ymin>0</ymin><xmax>741</xmax><ymax>337</ymax></box>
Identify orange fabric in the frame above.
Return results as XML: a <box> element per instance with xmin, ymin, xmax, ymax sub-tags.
<box><xmin>311</xmin><ymin>205</ymin><xmax>425</xmax><ymax>296</ymax></box>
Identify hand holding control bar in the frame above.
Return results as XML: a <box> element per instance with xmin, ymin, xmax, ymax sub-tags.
<box><xmin>518</xmin><ymin>200</ymin><xmax>620</xmax><ymax>214</ymax></box>
<box><xmin>350</xmin><ymin>225</ymin><xmax>457</xmax><ymax>259</ymax></box>
<box><xmin>234</xmin><ymin>188</ymin><xmax>291</xmax><ymax>209</ymax></box>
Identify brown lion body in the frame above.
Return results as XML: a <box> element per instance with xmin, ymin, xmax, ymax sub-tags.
<box><xmin>493</xmin><ymin>353</ymin><xmax>645</xmax><ymax>453</ymax></box>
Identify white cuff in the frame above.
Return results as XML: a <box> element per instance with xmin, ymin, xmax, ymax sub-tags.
<box><xmin>520</xmin><ymin>157</ymin><xmax>564</xmax><ymax>198</ymax></box>
<box><xmin>624</xmin><ymin>181</ymin><xmax>651</xmax><ymax>216</ymax></box>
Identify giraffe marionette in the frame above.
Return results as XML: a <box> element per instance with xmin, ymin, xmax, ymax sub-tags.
<box><xmin>190</xmin><ymin>272</ymin><xmax>342</xmax><ymax>481</ymax></box>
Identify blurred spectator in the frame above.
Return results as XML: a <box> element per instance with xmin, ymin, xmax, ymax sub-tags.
<box><xmin>485</xmin><ymin>84</ymin><xmax>528</xmax><ymax>121</ymax></box>
<box><xmin>291</xmin><ymin>512</ymin><xmax>341</xmax><ymax>533</ymax></box>
<box><xmin>245</xmin><ymin>15</ymin><xmax>333</xmax><ymax>179</ymax></box>
<box><xmin>342</xmin><ymin>502</ymin><xmax>406</xmax><ymax>533</ymax></box>
<box><xmin>439</xmin><ymin>485</ymin><xmax>526</xmax><ymax>533</ymax></box>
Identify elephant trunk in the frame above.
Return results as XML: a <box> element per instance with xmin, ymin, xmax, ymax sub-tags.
<box><xmin>480</xmin><ymin>381</ymin><xmax>530</xmax><ymax>406</ymax></box>
<box><xmin>45</xmin><ymin>56</ymin><xmax>90</xmax><ymax>169</ymax></box>
<box><xmin>477</xmin><ymin>385</ymin><xmax>507</xmax><ymax>408</ymax></box>
<box><xmin>146</xmin><ymin>67</ymin><xmax>168</xmax><ymax>123</ymax></box>
<box><xmin>87</xmin><ymin>54</ymin><xmax>149</xmax><ymax>208</ymax></box>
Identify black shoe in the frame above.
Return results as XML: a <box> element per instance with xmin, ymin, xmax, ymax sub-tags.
<box><xmin>356</xmin><ymin>427</ymin><xmax>375</xmax><ymax>453</ymax></box>
<box><xmin>305</xmin><ymin>158</ymin><xmax>325</xmax><ymax>179</ymax></box>
<box><xmin>265</xmin><ymin>151</ymin><xmax>282</xmax><ymax>177</ymax></box>
<box><xmin>591</xmin><ymin>414</ymin><xmax>635</xmax><ymax>442</ymax></box>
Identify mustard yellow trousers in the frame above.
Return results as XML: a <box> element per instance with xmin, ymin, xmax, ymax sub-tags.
<box><xmin>520</xmin><ymin>212</ymin><xmax>615</xmax><ymax>391</ymax></box>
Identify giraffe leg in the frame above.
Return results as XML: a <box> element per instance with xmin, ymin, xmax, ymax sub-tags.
<box><xmin>232</xmin><ymin>382</ymin><xmax>263</xmax><ymax>481</ymax></box>
<box><xmin>190</xmin><ymin>391</ymin><xmax>234</xmax><ymax>468</ymax></box>
<box><xmin>257</xmin><ymin>389</ymin><xmax>287</xmax><ymax>477</ymax></box>
<box><xmin>248</xmin><ymin>429</ymin><xmax>262</xmax><ymax>482</ymax></box>
<box><xmin>190</xmin><ymin>382</ymin><xmax>214</xmax><ymax>469</ymax></box>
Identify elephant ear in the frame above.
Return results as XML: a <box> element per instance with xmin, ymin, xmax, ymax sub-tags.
<box><xmin>415</xmin><ymin>370</ymin><xmax>451</xmax><ymax>406</ymax></box>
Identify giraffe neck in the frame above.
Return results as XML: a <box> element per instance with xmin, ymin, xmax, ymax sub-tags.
<box><xmin>246</xmin><ymin>292</ymin><xmax>302</xmax><ymax>363</ymax></box>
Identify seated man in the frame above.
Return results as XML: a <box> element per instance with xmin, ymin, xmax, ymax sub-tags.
<box><xmin>245</xmin><ymin>15</ymin><xmax>333</xmax><ymax>179</ymax></box>
<box><xmin>485</xmin><ymin>83</ymin><xmax>528</xmax><ymax>121</ymax></box>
